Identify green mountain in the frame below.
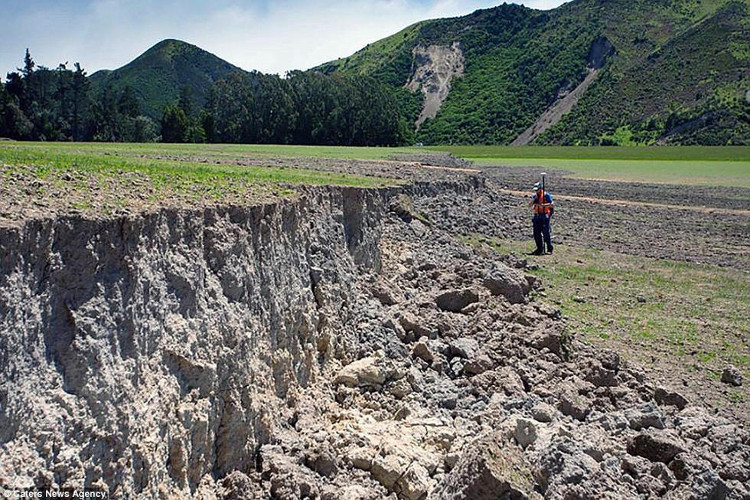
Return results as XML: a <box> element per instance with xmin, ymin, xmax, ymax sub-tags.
<box><xmin>316</xmin><ymin>0</ymin><xmax>750</xmax><ymax>145</ymax></box>
<box><xmin>89</xmin><ymin>39</ymin><xmax>244</xmax><ymax>120</ymax></box>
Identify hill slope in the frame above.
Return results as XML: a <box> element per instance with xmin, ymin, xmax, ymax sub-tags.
<box><xmin>89</xmin><ymin>39</ymin><xmax>244</xmax><ymax>120</ymax></box>
<box><xmin>317</xmin><ymin>0</ymin><xmax>750</xmax><ymax>145</ymax></box>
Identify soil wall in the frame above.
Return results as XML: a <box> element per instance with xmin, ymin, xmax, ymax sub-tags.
<box><xmin>0</xmin><ymin>186</ymin><xmax>386</xmax><ymax>496</ymax></box>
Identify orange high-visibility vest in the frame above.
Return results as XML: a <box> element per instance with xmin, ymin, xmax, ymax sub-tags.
<box><xmin>533</xmin><ymin>189</ymin><xmax>551</xmax><ymax>215</ymax></box>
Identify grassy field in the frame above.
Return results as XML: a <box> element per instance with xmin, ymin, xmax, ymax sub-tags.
<box><xmin>0</xmin><ymin>143</ymin><xmax>400</xmax><ymax>191</ymax></box>
<box><xmin>1</xmin><ymin>142</ymin><xmax>418</xmax><ymax>162</ymax></box>
<box><xmin>5</xmin><ymin>142</ymin><xmax>750</xmax><ymax>188</ymax></box>
<box><xmin>432</xmin><ymin>145</ymin><xmax>750</xmax><ymax>188</ymax></box>
<box><xmin>430</xmin><ymin>145</ymin><xmax>750</xmax><ymax>161</ymax></box>
<box><xmin>0</xmin><ymin>143</ymin><xmax>400</xmax><ymax>221</ymax></box>
<box><xmin>466</xmin><ymin>235</ymin><xmax>750</xmax><ymax>409</ymax></box>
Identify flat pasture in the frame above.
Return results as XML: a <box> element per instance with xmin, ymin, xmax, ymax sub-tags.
<box><xmin>433</xmin><ymin>145</ymin><xmax>750</xmax><ymax>188</ymax></box>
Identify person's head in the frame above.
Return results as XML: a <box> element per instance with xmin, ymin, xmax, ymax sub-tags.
<box><xmin>533</xmin><ymin>182</ymin><xmax>542</xmax><ymax>191</ymax></box>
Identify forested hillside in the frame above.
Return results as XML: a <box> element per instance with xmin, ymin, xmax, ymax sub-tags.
<box><xmin>89</xmin><ymin>39</ymin><xmax>242</xmax><ymax>120</ymax></box>
<box><xmin>319</xmin><ymin>0</ymin><xmax>750</xmax><ymax>145</ymax></box>
<box><xmin>2</xmin><ymin>0</ymin><xmax>748</xmax><ymax>145</ymax></box>
<box><xmin>0</xmin><ymin>42</ymin><xmax>410</xmax><ymax>146</ymax></box>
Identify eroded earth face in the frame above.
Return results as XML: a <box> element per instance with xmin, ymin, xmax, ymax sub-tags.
<box><xmin>0</xmin><ymin>153</ymin><xmax>747</xmax><ymax>498</ymax></box>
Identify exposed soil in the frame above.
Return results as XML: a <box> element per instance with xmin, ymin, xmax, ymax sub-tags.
<box><xmin>511</xmin><ymin>69</ymin><xmax>601</xmax><ymax>146</ymax></box>
<box><xmin>1</xmin><ymin>151</ymin><xmax>748</xmax><ymax>498</ymax></box>
<box><xmin>481</xmin><ymin>165</ymin><xmax>750</xmax><ymax>211</ymax></box>
<box><xmin>405</xmin><ymin>43</ymin><xmax>465</xmax><ymax>129</ymax></box>
<box><xmin>477</xmin><ymin>167</ymin><xmax>750</xmax><ymax>270</ymax></box>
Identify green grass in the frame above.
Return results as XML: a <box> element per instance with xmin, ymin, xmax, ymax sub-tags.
<box><xmin>431</xmin><ymin>145</ymin><xmax>750</xmax><ymax>161</ymax></box>
<box><xmin>463</xmin><ymin>235</ymin><xmax>750</xmax><ymax>381</ymax></box>
<box><xmin>431</xmin><ymin>145</ymin><xmax>750</xmax><ymax>187</ymax></box>
<box><xmin>0</xmin><ymin>143</ymin><xmax>398</xmax><ymax>188</ymax></box>
<box><xmin>4</xmin><ymin>141</ymin><xmax>428</xmax><ymax>162</ymax></box>
<box><xmin>0</xmin><ymin>143</ymin><xmax>403</xmax><ymax>220</ymax></box>
<box><xmin>6</xmin><ymin>143</ymin><xmax>750</xmax><ymax>188</ymax></box>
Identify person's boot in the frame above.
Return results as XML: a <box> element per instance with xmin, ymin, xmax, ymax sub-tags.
<box><xmin>530</xmin><ymin>248</ymin><xmax>543</xmax><ymax>256</ymax></box>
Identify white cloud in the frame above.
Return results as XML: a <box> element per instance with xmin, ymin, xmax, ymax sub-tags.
<box><xmin>0</xmin><ymin>0</ymin><xmax>569</xmax><ymax>79</ymax></box>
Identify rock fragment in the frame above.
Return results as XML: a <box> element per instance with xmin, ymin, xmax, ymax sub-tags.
<box><xmin>335</xmin><ymin>353</ymin><xmax>389</xmax><ymax>387</ymax></box>
<box><xmin>514</xmin><ymin>418</ymin><xmax>537</xmax><ymax>449</ymax></box>
<box><xmin>531</xmin><ymin>403</ymin><xmax>557</xmax><ymax>423</ymax></box>
<box><xmin>482</xmin><ymin>263</ymin><xmax>530</xmax><ymax>304</ymax></box>
<box><xmin>448</xmin><ymin>338</ymin><xmax>479</xmax><ymax>360</ymax></box>
<box><xmin>436</xmin><ymin>288</ymin><xmax>479</xmax><ymax>313</ymax></box>
<box><xmin>654</xmin><ymin>387</ymin><xmax>689</xmax><ymax>410</ymax></box>
<box><xmin>627</xmin><ymin>430</ymin><xmax>687</xmax><ymax>463</ymax></box>
<box><xmin>435</xmin><ymin>432</ymin><xmax>536</xmax><ymax>499</ymax></box>
<box><xmin>720</xmin><ymin>365</ymin><xmax>743</xmax><ymax>386</ymax></box>
<box><xmin>397</xmin><ymin>463</ymin><xmax>432</xmax><ymax>500</ymax></box>
<box><xmin>371</xmin><ymin>454</ymin><xmax>408</xmax><ymax>491</ymax></box>
<box><xmin>626</xmin><ymin>402</ymin><xmax>666</xmax><ymax>430</ymax></box>
<box><xmin>412</xmin><ymin>337</ymin><xmax>434</xmax><ymax>363</ymax></box>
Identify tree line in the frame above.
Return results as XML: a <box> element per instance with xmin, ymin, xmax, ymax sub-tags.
<box><xmin>0</xmin><ymin>50</ymin><xmax>414</xmax><ymax>146</ymax></box>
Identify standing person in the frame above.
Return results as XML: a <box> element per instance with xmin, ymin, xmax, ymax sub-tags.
<box><xmin>529</xmin><ymin>181</ymin><xmax>554</xmax><ymax>255</ymax></box>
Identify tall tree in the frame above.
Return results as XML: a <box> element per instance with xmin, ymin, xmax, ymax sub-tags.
<box><xmin>19</xmin><ymin>49</ymin><xmax>35</xmax><ymax>114</ymax></box>
<box><xmin>71</xmin><ymin>63</ymin><xmax>89</xmax><ymax>141</ymax></box>
<box><xmin>89</xmin><ymin>85</ymin><xmax>122</xmax><ymax>141</ymax></box>
<box><xmin>161</xmin><ymin>105</ymin><xmax>188</xmax><ymax>143</ymax></box>
<box><xmin>118</xmin><ymin>85</ymin><xmax>140</xmax><ymax>118</ymax></box>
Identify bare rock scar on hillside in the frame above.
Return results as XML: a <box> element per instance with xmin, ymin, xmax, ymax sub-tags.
<box><xmin>512</xmin><ymin>36</ymin><xmax>615</xmax><ymax>146</ymax></box>
<box><xmin>406</xmin><ymin>43</ymin><xmax>464</xmax><ymax>129</ymax></box>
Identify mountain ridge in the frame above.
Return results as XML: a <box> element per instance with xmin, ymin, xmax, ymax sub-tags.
<box><xmin>317</xmin><ymin>0</ymin><xmax>750</xmax><ymax>145</ymax></box>
<box><xmin>89</xmin><ymin>39</ymin><xmax>244</xmax><ymax>120</ymax></box>
<box><xmin>82</xmin><ymin>0</ymin><xmax>750</xmax><ymax>145</ymax></box>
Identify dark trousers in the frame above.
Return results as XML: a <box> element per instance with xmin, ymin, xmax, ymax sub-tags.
<box><xmin>533</xmin><ymin>215</ymin><xmax>553</xmax><ymax>252</ymax></box>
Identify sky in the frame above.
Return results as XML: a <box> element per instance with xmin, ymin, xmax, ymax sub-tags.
<box><xmin>1</xmin><ymin>0</ymin><xmax>569</xmax><ymax>78</ymax></box>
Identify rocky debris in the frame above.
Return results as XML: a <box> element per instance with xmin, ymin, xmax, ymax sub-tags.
<box><xmin>399</xmin><ymin>311</ymin><xmax>434</xmax><ymax>339</ymax></box>
<box><xmin>654</xmin><ymin>387</ymin><xmax>690</xmax><ymax>410</ymax></box>
<box><xmin>626</xmin><ymin>402</ymin><xmax>666</xmax><ymax>430</ymax></box>
<box><xmin>412</xmin><ymin>337</ymin><xmax>435</xmax><ymax>363</ymax></box>
<box><xmin>389</xmin><ymin>193</ymin><xmax>422</xmax><ymax>224</ymax></box>
<box><xmin>721</xmin><ymin>365</ymin><xmax>743</xmax><ymax>386</ymax></box>
<box><xmin>448</xmin><ymin>338</ymin><xmax>479</xmax><ymax>360</ymax></box>
<box><xmin>398</xmin><ymin>463</ymin><xmax>432</xmax><ymax>500</ymax></box>
<box><xmin>531</xmin><ymin>403</ymin><xmax>557</xmax><ymax>423</ymax></box>
<box><xmin>435</xmin><ymin>288</ymin><xmax>479</xmax><ymax>312</ymax></box>
<box><xmin>336</xmin><ymin>352</ymin><xmax>391</xmax><ymax>387</ymax></box>
<box><xmin>371</xmin><ymin>454</ymin><xmax>408</xmax><ymax>490</ymax></box>
<box><xmin>2</xmin><ymin>180</ymin><xmax>749</xmax><ymax>499</ymax></box>
<box><xmin>514</xmin><ymin>418</ymin><xmax>538</xmax><ymax>449</ymax></box>
<box><xmin>482</xmin><ymin>263</ymin><xmax>531</xmax><ymax>304</ymax></box>
<box><xmin>627</xmin><ymin>430</ymin><xmax>688</xmax><ymax>463</ymax></box>
<box><xmin>261</xmin><ymin>445</ymin><xmax>322</xmax><ymax>499</ymax></box>
<box><xmin>434</xmin><ymin>431</ymin><xmax>537</xmax><ymax>499</ymax></box>
<box><xmin>372</xmin><ymin>277</ymin><xmax>403</xmax><ymax>306</ymax></box>
<box><xmin>559</xmin><ymin>387</ymin><xmax>591</xmax><ymax>421</ymax></box>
